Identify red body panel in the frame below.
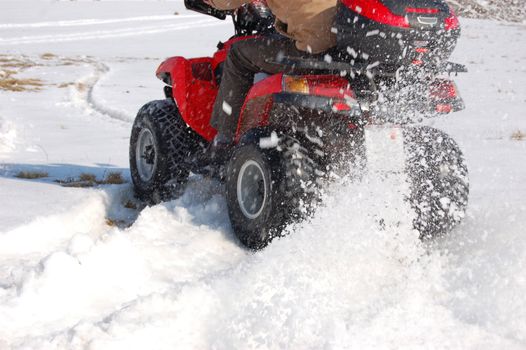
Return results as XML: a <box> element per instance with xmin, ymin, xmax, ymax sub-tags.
<box><xmin>236</xmin><ymin>74</ymin><xmax>356</xmax><ymax>140</ymax></box>
<box><xmin>341</xmin><ymin>0</ymin><xmax>410</xmax><ymax>28</ymax></box>
<box><xmin>303</xmin><ymin>75</ymin><xmax>354</xmax><ymax>99</ymax></box>
<box><xmin>236</xmin><ymin>73</ymin><xmax>284</xmax><ymax>140</ymax></box>
<box><xmin>157</xmin><ymin>57</ymin><xmax>218</xmax><ymax>141</ymax></box>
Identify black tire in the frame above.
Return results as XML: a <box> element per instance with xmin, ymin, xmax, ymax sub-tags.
<box><xmin>404</xmin><ymin>126</ymin><xmax>469</xmax><ymax>238</ymax></box>
<box><xmin>129</xmin><ymin>99</ymin><xmax>202</xmax><ymax>203</ymax></box>
<box><xmin>225</xmin><ymin>131</ymin><xmax>322</xmax><ymax>250</ymax></box>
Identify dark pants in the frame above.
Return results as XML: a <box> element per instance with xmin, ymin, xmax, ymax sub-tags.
<box><xmin>210</xmin><ymin>36</ymin><xmax>316</xmax><ymax>140</ymax></box>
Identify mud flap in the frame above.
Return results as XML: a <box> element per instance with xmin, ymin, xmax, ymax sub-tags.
<box><xmin>364</xmin><ymin>125</ymin><xmax>417</xmax><ymax>236</ymax></box>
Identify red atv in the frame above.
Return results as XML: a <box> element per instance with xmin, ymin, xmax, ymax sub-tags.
<box><xmin>130</xmin><ymin>0</ymin><xmax>469</xmax><ymax>249</ymax></box>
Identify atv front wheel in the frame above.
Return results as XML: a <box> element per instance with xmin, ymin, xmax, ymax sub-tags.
<box><xmin>130</xmin><ymin>99</ymin><xmax>202</xmax><ymax>203</ymax></box>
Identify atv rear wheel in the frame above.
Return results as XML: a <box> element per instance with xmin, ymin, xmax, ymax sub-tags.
<box><xmin>405</xmin><ymin>126</ymin><xmax>469</xmax><ymax>238</ymax></box>
<box><xmin>130</xmin><ymin>99</ymin><xmax>202</xmax><ymax>203</ymax></box>
<box><xmin>225</xmin><ymin>131</ymin><xmax>322</xmax><ymax>250</ymax></box>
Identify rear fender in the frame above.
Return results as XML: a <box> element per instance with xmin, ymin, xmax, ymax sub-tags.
<box><xmin>236</xmin><ymin>73</ymin><xmax>360</xmax><ymax>141</ymax></box>
<box><xmin>235</xmin><ymin>73</ymin><xmax>284</xmax><ymax>142</ymax></box>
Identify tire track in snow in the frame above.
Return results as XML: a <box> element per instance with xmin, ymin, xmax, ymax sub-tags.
<box><xmin>72</xmin><ymin>58</ymin><xmax>134</xmax><ymax>123</ymax></box>
<box><xmin>0</xmin><ymin>19</ymin><xmax>222</xmax><ymax>45</ymax></box>
<box><xmin>0</xmin><ymin>14</ymin><xmax>203</xmax><ymax>29</ymax></box>
<box><xmin>61</xmin><ymin>17</ymin><xmax>224</xmax><ymax>123</ymax></box>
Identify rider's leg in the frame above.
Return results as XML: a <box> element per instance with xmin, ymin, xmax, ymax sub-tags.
<box><xmin>210</xmin><ymin>36</ymin><xmax>309</xmax><ymax>144</ymax></box>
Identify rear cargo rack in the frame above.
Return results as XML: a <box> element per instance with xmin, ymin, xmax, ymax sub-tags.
<box><xmin>270</xmin><ymin>57</ymin><xmax>392</xmax><ymax>77</ymax></box>
<box><xmin>268</xmin><ymin>57</ymin><xmax>467</xmax><ymax>77</ymax></box>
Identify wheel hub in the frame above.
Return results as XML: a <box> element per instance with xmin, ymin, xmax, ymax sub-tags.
<box><xmin>237</xmin><ymin>160</ymin><xmax>267</xmax><ymax>220</ymax></box>
<box><xmin>136</xmin><ymin>128</ymin><xmax>157</xmax><ymax>182</ymax></box>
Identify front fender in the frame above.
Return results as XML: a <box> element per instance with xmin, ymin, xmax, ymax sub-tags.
<box><xmin>156</xmin><ymin>57</ymin><xmax>190</xmax><ymax>116</ymax></box>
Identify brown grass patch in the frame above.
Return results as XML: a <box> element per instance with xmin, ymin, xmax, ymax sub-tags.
<box><xmin>40</xmin><ymin>53</ymin><xmax>56</xmax><ymax>60</ymax></box>
<box><xmin>15</xmin><ymin>171</ymin><xmax>49</xmax><ymax>179</ymax></box>
<box><xmin>57</xmin><ymin>171</ymin><xmax>126</xmax><ymax>187</ymax></box>
<box><xmin>75</xmin><ymin>82</ymin><xmax>88</xmax><ymax>92</ymax></box>
<box><xmin>59</xmin><ymin>59</ymin><xmax>79</xmax><ymax>66</ymax></box>
<box><xmin>105</xmin><ymin>218</ymin><xmax>117</xmax><ymax>227</ymax></box>
<box><xmin>105</xmin><ymin>217</ymin><xmax>131</xmax><ymax>228</ymax></box>
<box><xmin>57</xmin><ymin>82</ymin><xmax>74</xmax><ymax>88</ymax></box>
<box><xmin>57</xmin><ymin>172</ymin><xmax>98</xmax><ymax>188</ymax></box>
<box><xmin>123</xmin><ymin>200</ymin><xmax>138</xmax><ymax>210</ymax></box>
<box><xmin>0</xmin><ymin>69</ymin><xmax>16</xmax><ymax>78</ymax></box>
<box><xmin>511</xmin><ymin>130</ymin><xmax>526</xmax><ymax>141</ymax></box>
<box><xmin>0</xmin><ymin>77</ymin><xmax>44</xmax><ymax>92</ymax></box>
<box><xmin>102</xmin><ymin>172</ymin><xmax>125</xmax><ymax>185</ymax></box>
<box><xmin>0</xmin><ymin>69</ymin><xmax>44</xmax><ymax>92</ymax></box>
<box><xmin>0</xmin><ymin>55</ymin><xmax>44</xmax><ymax>92</ymax></box>
<box><xmin>79</xmin><ymin>173</ymin><xmax>97</xmax><ymax>183</ymax></box>
<box><xmin>58</xmin><ymin>181</ymin><xmax>93</xmax><ymax>188</ymax></box>
<box><xmin>0</xmin><ymin>56</ymin><xmax>37</xmax><ymax>69</ymax></box>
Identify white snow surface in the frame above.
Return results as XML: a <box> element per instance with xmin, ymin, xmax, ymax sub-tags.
<box><xmin>0</xmin><ymin>1</ymin><xmax>525</xmax><ymax>349</ymax></box>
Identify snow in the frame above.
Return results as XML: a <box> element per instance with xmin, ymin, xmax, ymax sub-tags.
<box><xmin>0</xmin><ymin>1</ymin><xmax>526</xmax><ymax>349</ymax></box>
<box><xmin>0</xmin><ymin>117</ymin><xmax>17</xmax><ymax>154</ymax></box>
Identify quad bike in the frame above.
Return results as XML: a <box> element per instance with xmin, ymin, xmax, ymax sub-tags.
<box><xmin>130</xmin><ymin>0</ymin><xmax>469</xmax><ymax>250</ymax></box>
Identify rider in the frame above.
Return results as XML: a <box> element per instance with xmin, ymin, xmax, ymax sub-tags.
<box><xmin>203</xmin><ymin>0</ymin><xmax>337</xmax><ymax>157</ymax></box>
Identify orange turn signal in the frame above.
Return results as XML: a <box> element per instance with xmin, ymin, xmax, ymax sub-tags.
<box><xmin>283</xmin><ymin>76</ymin><xmax>310</xmax><ymax>94</ymax></box>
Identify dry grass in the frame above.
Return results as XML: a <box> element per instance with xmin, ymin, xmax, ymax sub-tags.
<box><xmin>79</xmin><ymin>172</ymin><xmax>97</xmax><ymax>183</ymax></box>
<box><xmin>40</xmin><ymin>53</ymin><xmax>56</xmax><ymax>60</ymax></box>
<box><xmin>0</xmin><ymin>69</ymin><xmax>16</xmax><ymax>76</ymax></box>
<box><xmin>0</xmin><ymin>55</ymin><xmax>51</xmax><ymax>92</ymax></box>
<box><xmin>0</xmin><ymin>56</ymin><xmax>43</xmax><ymax>92</ymax></box>
<box><xmin>59</xmin><ymin>58</ymin><xmax>80</xmax><ymax>66</ymax></box>
<box><xmin>57</xmin><ymin>172</ymin><xmax>97</xmax><ymax>188</ymax></box>
<box><xmin>105</xmin><ymin>217</ymin><xmax>132</xmax><ymax>228</ymax></box>
<box><xmin>57</xmin><ymin>171</ymin><xmax>126</xmax><ymax>187</ymax></box>
<box><xmin>15</xmin><ymin>171</ymin><xmax>49</xmax><ymax>179</ymax></box>
<box><xmin>0</xmin><ymin>74</ymin><xmax>44</xmax><ymax>92</ymax></box>
<box><xmin>511</xmin><ymin>130</ymin><xmax>526</xmax><ymax>141</ymax></box>
<box><xmin>123</xmin><ymin>200</ymin><xmax>138</xmax><ymax>210</ymax></box>
<box><xmin>0</xmin><ymin>55</ymin><xmax>38</xmax><ymax>69</ymax></box>
<box><xmin>57</xmin><ymin>82</ymin><xmax>74</xmax><ymax>88</ymax></box>
<box><xmin>103</xmin><ymin>172</ymin><xmax>125</xmax><ymax>185</ymax></box>
<box><xmin>75</xmin><ymin>82</ymin><xmax>88</xmax><ymax>92</ymax></box>
<box><xmin>105</xmin><ymin>218</ymin><xmax>118</xmax><ymax>227</ymax></box>
<box><xmin>0</xmin><ymin>54</ymin><xmax>95</xmax><ymax>92</ymax></box>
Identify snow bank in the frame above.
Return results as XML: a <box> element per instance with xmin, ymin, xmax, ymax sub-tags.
<box><xmin>2</xmin><ymin>179</ymin><xmax>523</xmax><ymax>349</ymax></box>
<box><xmin>0</xmin><ymin>182</ymin><xmax>244</xmax><ymax>348</ymax></box>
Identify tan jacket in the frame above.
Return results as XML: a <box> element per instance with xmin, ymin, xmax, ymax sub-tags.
<box><xmin>209</xmin><ymin>0</ymin><xmax>337</xmax><ymax>53</ymax></box>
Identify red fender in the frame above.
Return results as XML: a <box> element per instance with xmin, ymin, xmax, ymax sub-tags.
<box><xmin>156</xmin><ymin>56</ymin><xmax>218</xmax><ymax>141</ymax></box>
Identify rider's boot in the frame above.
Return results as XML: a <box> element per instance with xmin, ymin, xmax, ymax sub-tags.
<box><xmin>197</xmin><ymin>133</ymin><xmax>233</xmax><ymax>167</ymax></box>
